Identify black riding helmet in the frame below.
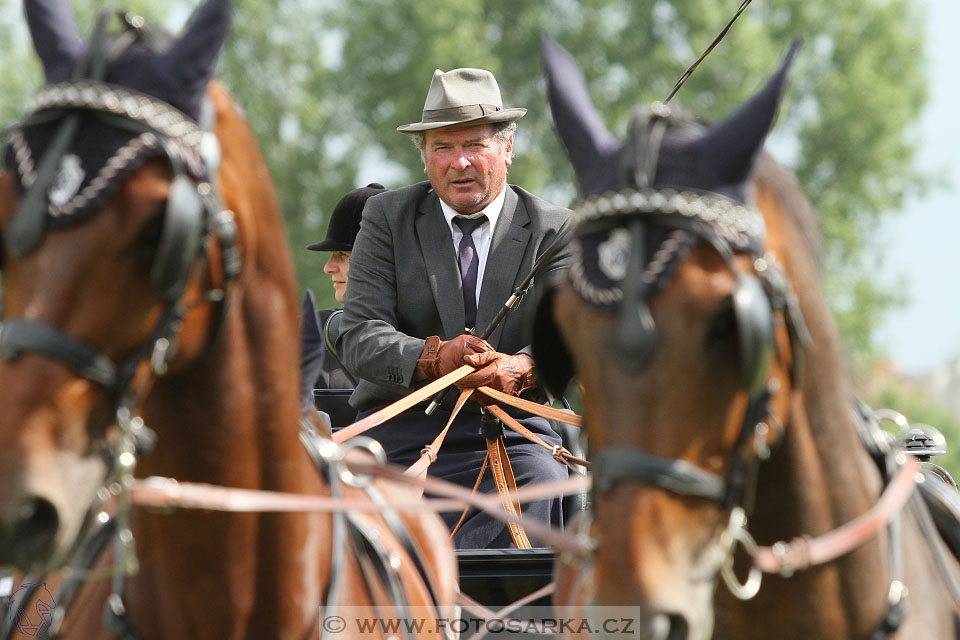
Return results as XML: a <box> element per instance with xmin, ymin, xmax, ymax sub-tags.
<box><xmin>306</xmin><ymin>183</ymin><xmax>386</xmax><ymax>252</ymax></box>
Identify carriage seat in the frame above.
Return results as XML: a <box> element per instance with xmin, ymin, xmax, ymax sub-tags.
<box><xmin>312</xmin><ymin>388</ymin><xmax>356</xmax><ymax>429</ymax></box>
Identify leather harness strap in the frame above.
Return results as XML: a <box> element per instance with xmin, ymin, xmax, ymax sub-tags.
<box><xmin>449</xmin><ymin>455</ymin><xmax>490</xmax><ymax>540</ymax></box>
<box><xmin>486</xmin><ymin>435</ymin><xmax>532</xmax><ymax>549</ymax></box>
<box><xmin>405</xmin><ymin>389</ymin><xmax>472</xmax><ymax>491</ymax></box>
<box><xmin>752</xmin><ymin>455</ymin><xmax>919</xmax><ymax>574</ymax></box>
<box><xmin>332</xmin><ymin>365</ymin><xmax>475</xmax><ymax>443</ymax></box>
<box><xmin>449</xmin><ymin>436</ymin><xmax>533</xmax><ymax>549</ymax></box>
<box><xmin>477</xmin><ymin>385</ymin><xmax>583</xmax><ymax>427</ymax></box>
<box><xmin>485</xmin><ymin>404</ymin><xmax>588</xmax><ymax>471</ymax></box>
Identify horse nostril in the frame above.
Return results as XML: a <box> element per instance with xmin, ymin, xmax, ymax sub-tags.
<box><xmin>649</xmin><ymin>613</ymin><xmax>690</xmax><ymax>640</ymax></box>
<box><xmin>13</xmin><ymin>497</ymin><xmax>60</xmax><ymax>552</ymax></box>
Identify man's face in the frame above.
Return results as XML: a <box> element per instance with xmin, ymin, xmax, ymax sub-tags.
<box><xmin>423</xmin><ymin>123</ymin><xmax>512</xmax><ymax>214</ymax></box>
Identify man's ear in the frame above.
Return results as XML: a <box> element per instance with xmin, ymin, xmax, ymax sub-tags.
<box><xmin>504</xmin><ymin>137</ymin><xmax>514</xmax><ymax>166</ymax></box>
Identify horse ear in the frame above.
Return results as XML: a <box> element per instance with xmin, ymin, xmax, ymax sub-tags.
<box><xmin>541</xmin><ymin>34</ymin><xmax>623</xmax><ymax>197</ymax></box>
<box><xmin>697</xmin><ymin>38</ymin><xmax>801</xmax><ymax>185</ymax></box>
<box><xmin>24</xmin><ymin>0</ymin><xmax>86</xmax><ymax>82</ymax></box>
<box><xmin>159</xmin><ymin>0</ymin><xmax>234</xmax><ymax>96</ymax></box>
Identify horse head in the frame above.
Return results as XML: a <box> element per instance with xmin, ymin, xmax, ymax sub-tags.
<box><xmin>0</xmin><ymin>0</ymin><xmax>235</xmax><ymax>573</ymax></box>
<box><xmin>536</xmin><ymin>36</ymin><xmax>807</xmax><ymax>638</ymax></box>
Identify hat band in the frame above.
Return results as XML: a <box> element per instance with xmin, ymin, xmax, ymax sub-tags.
<box><xmin>422</xmin><ymin>103</ymin><xmax>502</xmax><ymax>123</ymax></box>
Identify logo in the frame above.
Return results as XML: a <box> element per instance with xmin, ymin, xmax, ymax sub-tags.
<box><xmin>597</xmin><ymin>228</ymin><xmax>632</xmax><ymax>281</ymax></box>
<box><xmin>48</xmin><ymin>153</ymin><xmax>85</xmax><ymax>207</ymax></box>
<box><xmin>9</xmin><ymin>582</ymin><xmax>57</xmax><ymax>637</ymax></box>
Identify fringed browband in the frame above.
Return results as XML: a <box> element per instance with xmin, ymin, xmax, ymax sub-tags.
<box><xmin>26</xmin><ymin>81</ymin><xmax>206</xmax><ymax>161</ymax></box>
<box><xmin>4</xmin><ymin>80</ymin><xmax>207</xmax><ymax>225</ymax></box>
<box><xmin>565</xmin><ymin>188</ymin><xmax>765</xmax><ymax>312</ymax></box>
<box><xmin>570</xmin><ymin>187</ymin><xmax>765</xmax><ymax>254</ymax></box>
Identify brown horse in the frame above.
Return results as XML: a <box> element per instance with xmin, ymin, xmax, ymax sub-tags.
<box><xmin>0</xmin><ymin>2</ymin><xmax>456</xmax><ymax>638</ymax></box>
<box><xmin>535</xmin><ymin>37</ymin><xmax>960</xmax><ymax>639</ymax></box>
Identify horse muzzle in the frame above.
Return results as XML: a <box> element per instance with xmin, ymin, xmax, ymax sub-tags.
<box><xmin>0</xmin><ymin>373</ymin><xmax>110</xmax><ymax>572</ymax></box>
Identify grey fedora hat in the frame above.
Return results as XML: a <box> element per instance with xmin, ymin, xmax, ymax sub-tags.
<box><xmin>397</xmin><ymin>68</ymin><xmax>527</xmax><ymax>133</ymax></box>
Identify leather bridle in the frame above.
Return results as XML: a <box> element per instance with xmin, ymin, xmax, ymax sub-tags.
<box><xmin>553</xmin><ymin>174</ymin><xmax>821</xmax><ymax>604</ymax></box>
<box><xmin>558</xmin><ymin>166</ymin><xmax>931</xmax><ymax>637</ymax></box>
<box><xmin>568</xmin><ymin>186</ymin><xmax>808</xmax><ymax>513</ymax></box>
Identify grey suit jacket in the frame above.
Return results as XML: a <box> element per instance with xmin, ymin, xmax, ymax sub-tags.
<box><xmin>338</xmin><ymin>181</ymin><xmax>571</xmax><ymax>412</ymax></box>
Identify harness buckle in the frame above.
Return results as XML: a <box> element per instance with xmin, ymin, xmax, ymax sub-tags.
<box><xmin>719</xmin><ymin>507</ymin><xmax>763</xmax><ymax>600</ymax></box>
<box><xmin>551</xmin><ymin>444</ymin><xmax>566</xmax><ymax>463</ymax></box>
<box><xmin>887</xmin><ymin>579</ymin><xmax>907</xmax><ymax>606</ymax></box>
<box><xmin>754</xmin><ymin>421</ymin><xmax>771</xmax><ymax>460</ymax></box>
<box><xmin>150</xmin><ymin>337</ymin><xmax>171</xmax><ymax>375</ymax></box>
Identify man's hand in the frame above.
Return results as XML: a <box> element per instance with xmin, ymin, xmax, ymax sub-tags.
<box><xmin>415</xmin><ymin>334</ymin><xmax>493</xmax><ymax>381</ymax></box>
<box><xmin>457</xmin><ymin>351</ymin><xmax>536</xmax><ymax>402</ymax></box>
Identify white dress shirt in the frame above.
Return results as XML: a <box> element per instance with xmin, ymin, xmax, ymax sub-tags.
<box><xmin>438</xmin><ymin>187</ymin><xmax>507</xmax><ymax>306</ymax></box>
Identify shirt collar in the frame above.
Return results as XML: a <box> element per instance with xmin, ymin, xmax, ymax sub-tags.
<box><xmin>438</xmin><ymin>186</ymin><xmax>507</xmax><ymax>232</ymax></box>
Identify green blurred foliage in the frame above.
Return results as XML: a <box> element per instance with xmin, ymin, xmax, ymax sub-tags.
<box><xmin>236</xmin><ymin>0</ymin><xmax>930</xmax><ymax>342</ymax></box>
<box><xmin>1</xmin><ymin>0</ymin><xmax>947</xmax><ymax>432</ymax></box>
<box><xmin>1</xmin><ymin>0</ymin><xmax>930</xmax><ymax>342</ymax></box>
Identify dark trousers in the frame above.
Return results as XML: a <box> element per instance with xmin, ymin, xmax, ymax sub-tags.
<box><xmin>356</xmin><ymin>406</ymin><xmax>567</xmax><ymax>549</ymax></box>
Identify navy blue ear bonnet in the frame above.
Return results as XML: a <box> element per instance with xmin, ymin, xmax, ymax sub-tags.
<box><xmin>539</xmin><ymin>36</ymin><xmax>799</xmax><ymax>313</ymax></box>
<box><xmin>531</xmin><ymin>36</ymin><xmax>800</xmax><ymax>396</ymax></box>
<box><xmin>542</xmin><ymin>34</ymin><xmax>799</xmax><ymax>208</ymax></box>
<box><xmin>3</xmin><ymin>0</ymin><xmax>231</xmax><ymax>229</ymax></box>
<box><xmin>4</xmin><ymin>103</ymin><xmax>206</xmax><ymax>228</ymax></box>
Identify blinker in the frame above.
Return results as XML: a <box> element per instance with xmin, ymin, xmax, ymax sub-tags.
<box><xmin>151</xmin><ymin>172</ymin><xmax>204</xmax><ymax>301</ymax></box>
<box><xmin>733</xmin><ymin>272</ymin><xmax>774</xmax><ymax>394</ymax></box>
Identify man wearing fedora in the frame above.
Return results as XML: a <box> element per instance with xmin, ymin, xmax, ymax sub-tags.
<box><xmin>337</xmin><ymin>68</ymin><xmax>571</xmax><ymax>548</ymax></box>
<box><xmin>299</xmin><ymin>183</ymin><xmax>385</xmax><ymax>424</ymax></box>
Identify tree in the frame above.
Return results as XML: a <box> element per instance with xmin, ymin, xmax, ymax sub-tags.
<box><xmin>220</xmin><ymin>0</ymin><xmax>929</xmax><ymax>348</ymax></box>
<box><xmin>2</xmin><ymin>0</ymin><xmax>930</xmax><ymax>357</ymax></box>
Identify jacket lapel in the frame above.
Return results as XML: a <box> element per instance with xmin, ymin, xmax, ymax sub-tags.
<box><xmin>415</xmin><ymin>192</ymin><xmax>465</xmax><ymax>338</ymax></box>
<box><xmin>478</xmin><ymin>187</ymin><xmax>530</xmax><ymax>347</ymax></box>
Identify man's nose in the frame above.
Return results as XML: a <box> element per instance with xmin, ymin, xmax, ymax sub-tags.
<box><xmin>450</xmin><ymin>153</ymin><xmax>471</xmax><ymax>170</ymax></box>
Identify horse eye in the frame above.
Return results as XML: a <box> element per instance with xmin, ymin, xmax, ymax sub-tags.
<box><xmin>705</xmin><ymin>299</ymin><xmax>737</xmax><ymax>345</ymax></box>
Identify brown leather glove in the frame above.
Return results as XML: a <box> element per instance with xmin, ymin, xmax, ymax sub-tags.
<box><xmin>414</xmin><ymin>334</ymin><xmax>493</xmax><ymax>381</ymax></box>
<box><xmin>457</xmin><ymin>351</ymin><xmax>536</xmax><ymax>402</ymax></box>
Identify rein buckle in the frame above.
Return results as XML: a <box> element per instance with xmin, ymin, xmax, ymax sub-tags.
<box><xmin>719</xmin><ymin>507</ymin><xmax>762</xmax><ymax>600</ymax></box>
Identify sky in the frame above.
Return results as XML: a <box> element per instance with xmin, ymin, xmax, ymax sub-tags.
<box><xmin>876</xmin><ymin>0</ymin><xmax>960</xmax><ymax>375</ymax></box>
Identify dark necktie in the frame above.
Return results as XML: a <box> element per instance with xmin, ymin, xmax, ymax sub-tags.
<box><xmin>454</xmin><ymin>215</ymin><xmax>487</xmax><ymax>330</ymax></box>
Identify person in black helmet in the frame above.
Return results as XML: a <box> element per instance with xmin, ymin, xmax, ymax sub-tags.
<box><xmin>299</xmin><ymin>183</ymin><xmax>386</xmax><ymax>425</ymax></box>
